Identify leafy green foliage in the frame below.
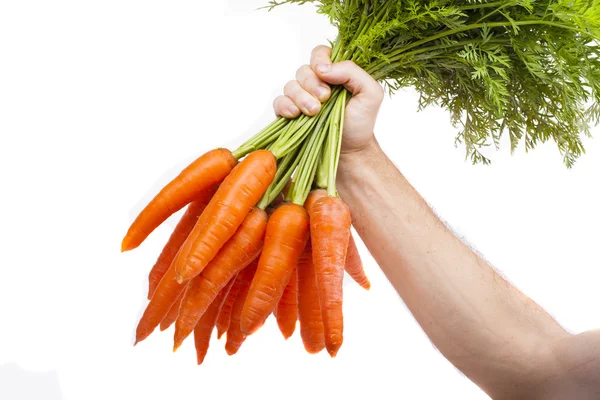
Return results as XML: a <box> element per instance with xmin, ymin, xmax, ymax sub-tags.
<box><xmin>265</xmin><ymin>0</ymin><xmax>600</xmax><ymax>166</ymax></box>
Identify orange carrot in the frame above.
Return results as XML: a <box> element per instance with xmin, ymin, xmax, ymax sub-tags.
<box><xmin>225</xmin><ymin>261</ymin><xmax>259</xmax><ymax>355</ymax></box>
<box><xmin>173</xmin><ymin>208</ymin><xmax>268</xmax><ymax>350</ymax></box>
<box><xmin>275</xmin><ymin>267</ymin><xmax>298</xmax><ymax>340</ymax></box>
<box><xmin>305</xmin><ymin>189</ymin><xmax>370</xmax><ymax>290</ymax></box>
<box><xmin>122</xmin><ymin>148</ymin><xmax>236</xmax><ymax>252</ymax></box>
<box><xmin>310</xmin><ymin>196</ymin><xmax>352</xmax><ymax>357</ymax></box>
<box><xmin>345</xmin><ymin>233</ymin><xmax>371</xmax><ymax>290</ymax></box>
<box><xmin>159</xmin><ymin>290</ymin><xmax>184</xmax><ymax>331</ymax></box>
<box><xmin>148</xmin><ymin>191</ymin><xmax>216</xmax><ymax>299</ymax></box>
<box><xmin>296</xmin><ymin>240</ymin><xmax>325</xmax><ymax>354</ymax></box>
<box><xmin>304</xmin><ymin>188</ymin><xmax>327</xmax><ymax>214</ymax></box>
<box><xmin>241</xmin><ymin>203</ymin><xmax>309</xmax><ymax>335</ymax></box>
<box><xmin>173</xmin><ymin>150</ymin><xmax>276</xmax><ymax>283</ymax></box>
<box><xmin>215</xmin><ymin>273</ymin><xmax>243</xmax><ymax>339</ymax></box>
<box><xmin>193</xmin><ymin>276</ymin><xmax>236</xmax><ymax>365</ymax></box>
<box><xmin>135</xmin><ymin>255</ymin><xmax>187</xmax><ymax>345</ymax></box>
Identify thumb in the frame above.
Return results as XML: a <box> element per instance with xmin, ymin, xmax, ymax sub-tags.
<box><xmin>313</xmin><ymin>61</ymin><xmax>383</xmax><ymax>110</ymax></box>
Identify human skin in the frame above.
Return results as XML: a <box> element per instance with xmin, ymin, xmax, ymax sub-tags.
<box><xmin>273</xmin><ymin>45</ymin><xmax>600</xmax><ymax>400</ymax></box>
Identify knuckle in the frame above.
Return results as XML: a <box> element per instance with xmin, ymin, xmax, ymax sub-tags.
<box><xmin>273</xmin><ymin>95</ymin><xmax>284</xmax><ymax>108</ymax></box>
<box><xmin>283</xmin><ymin>80</ymin><xmax>298</xmax><ymax>95</ymax></box>
<box><xmin>374</xmin><ymin>83</ymin><xmax>385</xmax><ymax>101</ymax></box>
<box><xmin>295</xmin><ymin>64</ymin><xmax>312</xmax><ymax>81</ymax></box>
<box><xmin>311</xmin><ymin>45</ymin><xmax>325</xmax><ymax>55</ymax></box>
<box><xmin>340</xmin><ymin>60</ymin><xmax>358</xmax><ymax>69</ymax></box>
<box><xmin>311</xmin><ymin>45</ymin><xmax>331</xmax><ymax>59</ymax></box>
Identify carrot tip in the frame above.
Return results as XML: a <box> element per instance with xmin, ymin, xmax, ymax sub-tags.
<box><xmin>282</xmin><ymin>332</ymin><xmax>294</xmax><ymax>340</ymax></box>
<box><xmin>304</xmin><ymin>347</ymin><xmax>325</xmax><ymax>355</ymax></box>
<box><xmin>121</xmin><ymin>238</ymin><xmax>134</xmax><ymax>252</ymax></box>
<box><xmin>173</xmin><ymin>343</ymin><xmax>181</xmax><ymax>353</ymax></box>
<box><xmin>327</xmin><ymin>346</ymin><xmax>341</xmax><ymax>358</ymax></box>
<box><xmin>225</xmin><ymin>347</ymin><xmax>238</xmax><ymax>356</ymax></box>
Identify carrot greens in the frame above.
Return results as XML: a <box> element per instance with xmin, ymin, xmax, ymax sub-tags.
<box><xmin>260</xmin><ymin>0</ymin><xmax>600</xmax><ymax>167</ymax></box>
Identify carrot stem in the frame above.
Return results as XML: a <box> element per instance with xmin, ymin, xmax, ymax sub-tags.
<box><xmin>315</xmin><ymin>129</ymin><xmax>330</xmax><ymax>189</ymax></box>
<box><xmin>318</xmin><ymin>90</ymin><xmax>348</xmax><ymax>197</ymax></box>
<box><xmin>332</xmin><ymin>90</ymin><xmax>347</xmax><ymax>181</ymax></box>
<box><xmin>256</xmin><ymin>145</ymin><xmax>301</xmax><ymax>209</ymax></box>
<box><xmin>326</xmin><ymin>102</ymin><xmax>339</xmax><ymax>196</ymax></box>
<box><xmin>232</xmin><ymin>117</ymin><xmax>289</xmax><ymax>160</ymax></box>
<box><xmin>269</xmin><ymin>115</ymin><xmax>317</xmax><ymax>159</ymax></box>
<box><xmin>284</xmin><ymin>179</ymin><xmax>295</xmax><ymax>202</ymax></box>
<box><xmin>290</xmin><ymin>103</ymin><xmax>333</xmax><ymax>206</ymax></box>
<box><xmin>269</xmin><ymin>86</ymin><xmax>343</xmax><ymax>159</ymax></box>
<box><xmin>328</xmin><ymin>90</ymin><xmax>347</xmax><ymax>197</ymax></box>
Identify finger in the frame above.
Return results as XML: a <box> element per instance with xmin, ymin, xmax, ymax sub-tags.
<box><xmin>314</xmin><ymin>60</ymin><xmax>384</xmax><ymax>112</ymax></box>
<box><xmin>310</xmin><ymin>45</ymin><xmax>333</xmax><ymax>71</ymax></box>
<box><xmin>273</xmin><ymin>95</ymin><xmax>301</xmax><ymax>119</ymax></box>
<box><xmin>283</xmin><ymin>80</ymin><xmax>321</xmax><ymax>116</ymax></box>
<box><xmin>296</xmin><ymin>64</ymin><xmax>331</xmax><ymax>103</ymax></box>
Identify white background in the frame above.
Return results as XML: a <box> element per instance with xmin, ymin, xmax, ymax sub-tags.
<box><xmin>1</xmin><ymin>1</ymin><xmax>599</xmax><ymax>399</ymax></box>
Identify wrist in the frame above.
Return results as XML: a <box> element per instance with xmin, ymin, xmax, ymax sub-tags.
<box><xmin>340</xmin><ymin>135</ymin><xmax>383</xmax><ymax>167</ymax></box>
<box><xmin>337</xmin><ymin>136</ymin><xmax>389</xmax><ymax>192</ymax></box>
<box><xmin>339</xmin><ymin>136</ymin><xmax>380</xmax><ymax>163</ymax></box>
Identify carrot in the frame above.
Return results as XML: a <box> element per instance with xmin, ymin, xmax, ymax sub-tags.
<box><xmin>296</xmin><ymin>240</ymin><xmax>325</xmax><ymax>354</ymax></box>
<box><xmin>305</xmin><ymin>189</ymin><xmax>370</xmax><ymax>290</ymax></box>
<box><xmin>241</xmin><ymin>203</ymin><xmax>309</xmax><ymax>335</ymax></box>
<box><xmin>310</xmin><ymin>196</ymin><xmax>352</xmax><ymax>357</ymax></box>
<box><xmin>121</xmin><ymin>148</ymin><xmax>236</xmax><ymax>252</ymax></box>
<box><xmin>159</xmin><ymin>290</ymin><xmax>184</xmax><ymax>331</ymax></box>
<box><xmin>215</xmin><ymin>273</ymin><xmax>243</xmax><ymax>339</ymax></box>
<box><xmin>148</xmin><ymin>191</ymin><xmax>216</xmax><ymax>299</ymax></box>
<box><xmin>135</xmin><ymin>254</ymin><xmax>187</xmax><ymax>345</ymax></box>
<box><xmin>173</xmin><ymin>207</ymin><xmax>268</xmax><ymax>351</ymax></box>
<box><xmin>304</xmin><ymin>188</ymin><xmax>327</xmax><ymax>214</ymax></box>
<box><xmin>193</xmin><ymin>276</ymin><xmax>236</xmax><ymax>365</ymax></box>
<box><xmin>225</xmin><ymin>261</ymin><xmax>259</xmax><ymax>355</ymax></box>
<box><xmin>345</xmin><ymin>233</ymin><xmax>371</xmax><ymax>290</ymax></box>
<box><xmin>275</xmin><ymin>267</ymin><xmax>298</xmax><ymax>340</ymax></box>
<box><xmin>173</xmin><ymin>150</ymin><xmax>276</xmax><ymax>283</ymax></box>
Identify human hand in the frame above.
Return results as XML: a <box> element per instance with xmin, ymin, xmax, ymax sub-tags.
<box><xmin>273</xmin><ymin>45</ymin><xmax>384</xmax><ymax>154</ymax></box>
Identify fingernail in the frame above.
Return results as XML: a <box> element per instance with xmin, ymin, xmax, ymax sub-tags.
<box><xmin>306</xmin><ymin>100</ymin><xmax>320</xmax><ymax>114</ymax></box>
<box><xmin>288</xmin><ymin>104</ymin><xmax>300</xmax><ymax>116</ymax></box>
<box><xmin>317</xmin><ymin>64</ymin><xmax>331</xmax><ymax>73</ymax></box>
<box><xmin>316</xmin><ymin>86</ymin><xmax>329</xmax><ymax>100</ymax></box>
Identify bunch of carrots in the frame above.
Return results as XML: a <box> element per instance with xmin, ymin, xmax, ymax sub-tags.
<box><xmin>122</xmin><ymin>84</ymin><xmax>371</xmax><ymax>363</ymax></box>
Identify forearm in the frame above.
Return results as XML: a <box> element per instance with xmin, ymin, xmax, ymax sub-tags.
<box><xmin>337</xmin><ymin>139</ymin><xmax>569</xmax><ymax>397</ymax></box>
